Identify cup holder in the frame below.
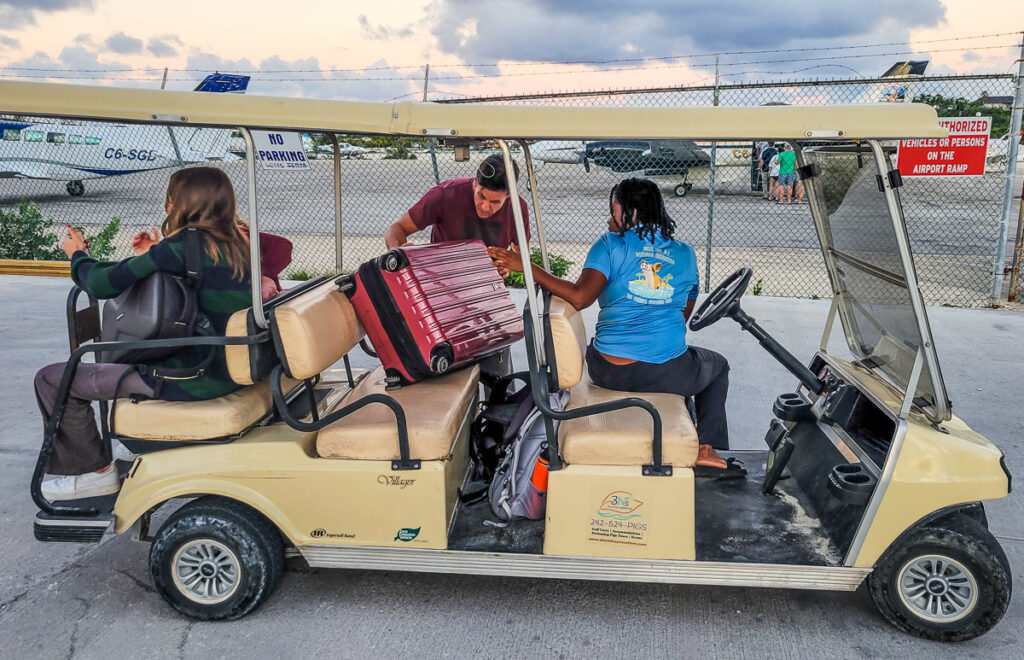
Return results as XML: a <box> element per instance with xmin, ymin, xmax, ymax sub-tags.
<box><xmin>773</xmin><ymin>392</ymin><xmax>814</xmax><ymax>423</ymax></box>
<box><xmin>827</xmin><ymin>462</ymin><xmax>877</xmax><ymax>506</ymax></box>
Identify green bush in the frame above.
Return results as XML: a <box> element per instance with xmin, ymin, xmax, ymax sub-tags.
<box><xmin>0</xmin><ymin>200</ymin><xmax>121</xmax><ymax>261</ymax></box>
<box><xmin>0</xmin><ymin>200</ymin><xmax>66</xmax><ymax>260</ymax></box>
<box><xmin>73</xmin><ymin>217</ymin><xmax>120</xmax><ymax>261</ymax></box>
<box><xmin>504</xmin><ymin>248</ymin><xmax>573</xmax><ymax>288</ymax></box>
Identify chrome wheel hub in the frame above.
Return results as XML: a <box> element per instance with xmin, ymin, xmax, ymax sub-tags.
<box><xmin>897</xmin><ymin>554</ymin><xmax>977</xmax><ymax>623</ymax></box>
<box><xmin>172</xmin><ymin>540</ymin><xmax>241</xmax><ymax>605</ymax></box>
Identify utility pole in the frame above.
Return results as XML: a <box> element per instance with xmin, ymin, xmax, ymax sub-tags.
<box><xmin>990</xmin><ymin>33</ymin><xmax>1024</xmax><ymax>303</ymax></box>
<box><xmin>424</xmin><ymin>64</ymin><xmax>440</xmax><ymax>185</ymax></box>
<box><xmin>705</xmin><ymin>53</ymin><xmax>719</xmax><ymax>291</ymax></box>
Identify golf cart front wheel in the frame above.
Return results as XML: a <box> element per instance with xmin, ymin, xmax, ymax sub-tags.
<box><xmin>149</xmin><ymin>496</ymin><xmax>284</xmax><ymax>621</ymax></box>
<box><xmin>867</xmin><ymin>515</ymin><xmax>1010</xmax><ymax>642</ymax></box>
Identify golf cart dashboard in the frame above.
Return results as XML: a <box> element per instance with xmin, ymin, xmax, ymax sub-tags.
<box><xmin>804</xmin><ymin>355</ymin><xmax>897</xmax><ymax>469</ymax></box>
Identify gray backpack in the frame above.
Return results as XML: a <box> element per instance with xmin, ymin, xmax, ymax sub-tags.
<box><xmin>488</xmin><ymin>390</ymin><xmax>568</xmax><ymax>523</ymax></box>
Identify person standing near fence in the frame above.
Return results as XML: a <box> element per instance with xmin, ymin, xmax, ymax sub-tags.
<box><xmin>758</xmin><ymin>141</ymin><xmax>777</xmax><ymax>199</ymax></box>
<box><xmin>776</xmin><ymin>144</ymin><xmax>797</xmax><ymax>205</ymax></box>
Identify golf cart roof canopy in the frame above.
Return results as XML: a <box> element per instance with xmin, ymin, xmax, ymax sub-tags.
<box><xmin>0</xmin><ymin>80</ymin><xmax>946</xmax><ymax>141</ymax></box>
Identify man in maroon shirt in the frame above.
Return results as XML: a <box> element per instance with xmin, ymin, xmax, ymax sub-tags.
<box><xmin>385</xmin><ymin>154</ymin><xmax>530</xmax><ymax>249</ymax></box>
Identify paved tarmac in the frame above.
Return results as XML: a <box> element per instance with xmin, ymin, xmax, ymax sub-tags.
<box><xmin>0</xmin><ymin>277</ymin><xmax>1021</xmax><ymax>659</ymax></box>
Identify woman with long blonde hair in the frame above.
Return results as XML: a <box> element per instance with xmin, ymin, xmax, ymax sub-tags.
<box><xmin>35</xmin><ymin>167</ymin><xmax>254</xmax><ymax>501</ymax></box>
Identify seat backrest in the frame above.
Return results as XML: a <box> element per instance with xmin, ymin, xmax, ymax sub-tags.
<box><xmin>546</xmin><ymin>296</ymin><xmax>588</xmax><ymax>390</ymax></box>
<box><xmin>225</xmin><ymin>308</ymin><xmax>276</xmax><ymax>385</ymax></box>
<box><xmin>269</xmin><ymin>277</ymin><xmax>365</xmax><ymax>381</ymax></box>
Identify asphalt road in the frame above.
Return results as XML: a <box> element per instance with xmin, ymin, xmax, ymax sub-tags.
<box><xmin>0</xmin><ymin>278</ymin><xmax>1021</xmax><ymax>659</ymax></box>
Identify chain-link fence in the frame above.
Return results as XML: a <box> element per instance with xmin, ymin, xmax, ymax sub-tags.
<box><xmin>1</xmin><ymin>72</ymin><xmax>1020</xmax><ymax>307</ymax></box>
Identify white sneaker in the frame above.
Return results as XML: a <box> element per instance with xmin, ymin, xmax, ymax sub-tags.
<box><xmin>41</xmin><ymin>465</ymin><xmax>121</xmax><ymax>501</ymax></box>
<box><xmin>112</xmin><ymin>442</ymin><xmax>137</xmax><ymax>463</ymax></box>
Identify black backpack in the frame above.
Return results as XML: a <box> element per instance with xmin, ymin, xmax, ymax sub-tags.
<box><xmin>99</xmin><ymin>228</ymin><xmax>208</xmax><ymax>365</ymax></box>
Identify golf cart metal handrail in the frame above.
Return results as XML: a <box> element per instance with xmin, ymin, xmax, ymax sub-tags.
<box><xmin>267</xmin><ymin>365</ymin><xmax>419</xmax><ymax>471</ymax></box>
<box><xmin>31</xmin><ymin>332</ymin><xmax>271</xmax><ymax>517</ymax></box>
<box><xmin>239</xmin><ymin>127</ymin><xmax>266</xmax><ymax>328</ymax></box>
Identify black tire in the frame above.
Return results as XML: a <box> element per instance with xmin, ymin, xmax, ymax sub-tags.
<box><xmin>868</xmin><ymin>515</ymin><xmax>1011</xmax><ymax>642</ymax></box>
<box><xmin>66</xmin><ymin>180</ymin><xmax>85</xmax><ymax>196</ymax></box>
<box><xmin>149</xmin><ymin>496</ymin><xmax>284</xmax><ymax>620</ymax></box>
<box><xmin>673</xmin><ymin>183</ymin><xmax>689</xmax><ymax>197</ymax></box>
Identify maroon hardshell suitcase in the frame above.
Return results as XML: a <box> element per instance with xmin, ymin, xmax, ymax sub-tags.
<box><xmin>346</xmin><ymin>240</ymin><xmax>524</xmax><ymax>387</ymax></box>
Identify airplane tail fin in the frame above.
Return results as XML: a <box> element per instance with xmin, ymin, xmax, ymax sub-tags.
<box><xmin>193</xmin><ymin>73</ymin><xmax>251</xmax><ymax>94</ymax></box>
<box><xmin>855</xmin><ymin>61</ymin><xmax>929</xmax><ymax>104</ymax></box>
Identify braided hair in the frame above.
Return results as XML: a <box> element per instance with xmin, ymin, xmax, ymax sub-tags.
<box><xmin>609</xmin><ymin>177</ymin><xmax>676</xmax><ymax>243</ymax></box>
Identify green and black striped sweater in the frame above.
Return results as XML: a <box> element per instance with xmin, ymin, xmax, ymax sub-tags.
<box><xmin>71</xmin><ymin>231</ymin><xmax>251</xmax><ymax>401</ymax></box>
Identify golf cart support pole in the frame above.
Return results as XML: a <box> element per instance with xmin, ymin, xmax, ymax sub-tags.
<box><xmin>239</xmin><ymin>127</ymin><xmax>266</xmax><ymax>327</ymax></box>
<box><xmin>496</xmin><ymin>139</ymin><xmax>543</xmax><ymax>367</ymax></box>
<box><xmin>517</xmin><ymin>139</ymin><xmax>550</xmax><ymax>270</ymax></box>
<box><xmin>329</xmin><ymin>133</ymin><xmax>344</xmax><ymax>273</ymax></box>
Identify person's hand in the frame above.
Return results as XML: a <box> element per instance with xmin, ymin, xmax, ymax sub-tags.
<box><xmin>260</xmin><ymin>275</ymin><xmax>280</xmax><ymax>302</ymax></box>
<box><xmin>131</xmin><ymin>227</ymin><xmax>160</xmax><ymax>255</ymax></box>
<box><xmin>61</xmin><ymin>225</ymin><xmax>89</xmax><ymax>258</ymax></box>
<box><xmin>487</xmin><ymin>244</ymin><xmax>523</xmax><ymax>277</ymax></box>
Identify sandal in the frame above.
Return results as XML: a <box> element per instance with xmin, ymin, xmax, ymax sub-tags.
<box><xmin>694</xmin><ymin>457</ymin><xmax>748</xmax><ymax>480</ymax></box>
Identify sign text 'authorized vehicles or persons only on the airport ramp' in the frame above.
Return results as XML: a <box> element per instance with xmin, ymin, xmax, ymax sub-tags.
<box><xmin>897</xmin><ymin>117</ymin><xmax>990</xmax><ymax>177</ymax></box>
<box><xmin>253</xmin><ymin>131</ymin><xmax>310</xmax><ymax>171</ymax></box>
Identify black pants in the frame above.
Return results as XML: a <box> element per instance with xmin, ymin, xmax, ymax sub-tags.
<box><xmin>34</xmin><ymin>362</ymin><xmax>155</xmax><ymax>475</ymax></box>
<box><xmin>585</xmin><ymin>344</ymin><xmax>731</xmax><ymax>450</ymax></box>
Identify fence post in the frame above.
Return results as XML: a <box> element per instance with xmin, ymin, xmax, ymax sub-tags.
<box><xmin>705</xmin><ymin>53</ymin><xmax>719</xmax><ymax>292</ymax></box>
<box><xmin>990</xmin><ymin>35</ymin><xmax>1024</xmax><ymax>303</ymax></box>
<box><xmin>423</xmin><ymin>64</ymin><xmax>441</xmax><ymax>186</ymax></box>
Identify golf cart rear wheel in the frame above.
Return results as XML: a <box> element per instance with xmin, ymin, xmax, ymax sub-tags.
<box><xmin>867</xmin><ymin>515</ymin><xmax>1010</xmax><ymax>641</ymax></box>
<box><xmin>149</xmin><ymin>496</ymin><xmax>284</xmax><ymax>621</ymax></box>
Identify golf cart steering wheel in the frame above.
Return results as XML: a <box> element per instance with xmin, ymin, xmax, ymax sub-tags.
<box><xmin>688</xmin><ymin>267</ymin><xmax>753</xmax><ymax>331</ymax></box>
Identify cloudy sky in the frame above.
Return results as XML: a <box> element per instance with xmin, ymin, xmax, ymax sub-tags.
<box><xmin>0</xmin><ymin>0</ymin><xmax>1021</xmax><ymax>101</ymax></box>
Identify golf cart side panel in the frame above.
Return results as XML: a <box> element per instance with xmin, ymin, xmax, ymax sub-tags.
<box><xmin>544</xmin><ymin>465</ymin><xmax>696</xmax><ymax>561</ymax></box>
<box><xmin>114</xmin><ymin>426</ymin><xmax>468</xmax><ymax>549</ymax></box>
<box><xmin>851</xmin><ymin>416</ymin><xmax>1009</xmax><ymax>568</ymax></box>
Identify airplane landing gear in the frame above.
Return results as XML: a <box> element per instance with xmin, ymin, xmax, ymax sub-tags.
<box><xmin>66</xmin><ymin>180</ymin><xmax>85</xmax><ymax>197</ymax></box>
<box><xmin>673</xmin><ymin>182</ymin><xmax>692</xmax><ymax>197</ymax></box>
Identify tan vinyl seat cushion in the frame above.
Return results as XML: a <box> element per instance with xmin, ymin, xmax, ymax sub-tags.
<box><xmin>317</xmin><ymin>365</ymin><xmax>479</xmax><ymax>461</ymax></box>
<box><xmin>272</xmin><ymin>278</ymin><xmax>364</xmax><ymax>381</ymax></box>
<box><xmin>559</xmin><ymin>374</ymin><xmax>699</xmax><ymax>467</ymax></box>
<box><xmin>113</xmin><ymin>376</ymin><xmax>299</xmax><ymax>442</ymax></box>
<box><xmin>548</xmin><ymin>296</ymin><xmax>587</xmax><ymax>389</ymax></box>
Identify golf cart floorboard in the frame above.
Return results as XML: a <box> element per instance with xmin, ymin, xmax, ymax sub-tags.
<box><xmin>448</xmin><ymin>451</ymin><xmax>842</xmax><ymax>566</ymax></box>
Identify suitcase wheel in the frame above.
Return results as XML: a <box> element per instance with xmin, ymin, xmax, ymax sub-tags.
<box><xmin>379</xmin><ymin>250</ymin><xmax>409</xmax><ymax>273</ymax></box>
<box><xmin>430</xmin><ymin>353</ymin><xmax>450</xmax><ymax>374</ymax></box>
<box><xmin>429</xmin><ymin>344</ymin><xmax>454</xmax><ymax>375</ymax></box>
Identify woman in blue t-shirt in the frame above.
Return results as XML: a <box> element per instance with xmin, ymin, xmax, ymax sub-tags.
<box><xmin>488</xmin><ymin>177</ymin><xmax>743</xmax><ymax>478</ymax></box>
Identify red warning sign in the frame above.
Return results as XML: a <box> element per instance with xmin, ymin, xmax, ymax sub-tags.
<box><xmin>897</xmin><ymin>117</ymin><xmax>991</xmax><ymax>177</ymax></box>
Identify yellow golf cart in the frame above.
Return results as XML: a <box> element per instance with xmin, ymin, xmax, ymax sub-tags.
<box><xmin>4</xmin><ymin>80</ymin><xmax>1010</xmax><ymax>642</ymax></box>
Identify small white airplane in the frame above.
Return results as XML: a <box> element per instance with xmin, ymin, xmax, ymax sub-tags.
<box><xmin>987</xmin><ymin>131</ymin><xmax>1024</xmax><ymax>169</ymax></box>
<box><xmin>0</xmin><ymin>73</ymin><xmax>249</xmax><ymax>196</ymax></box>
<box><xmin>313</xmin><ymin>141</ymin><xmax>370</xmax><ymax>158</ymax></box>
